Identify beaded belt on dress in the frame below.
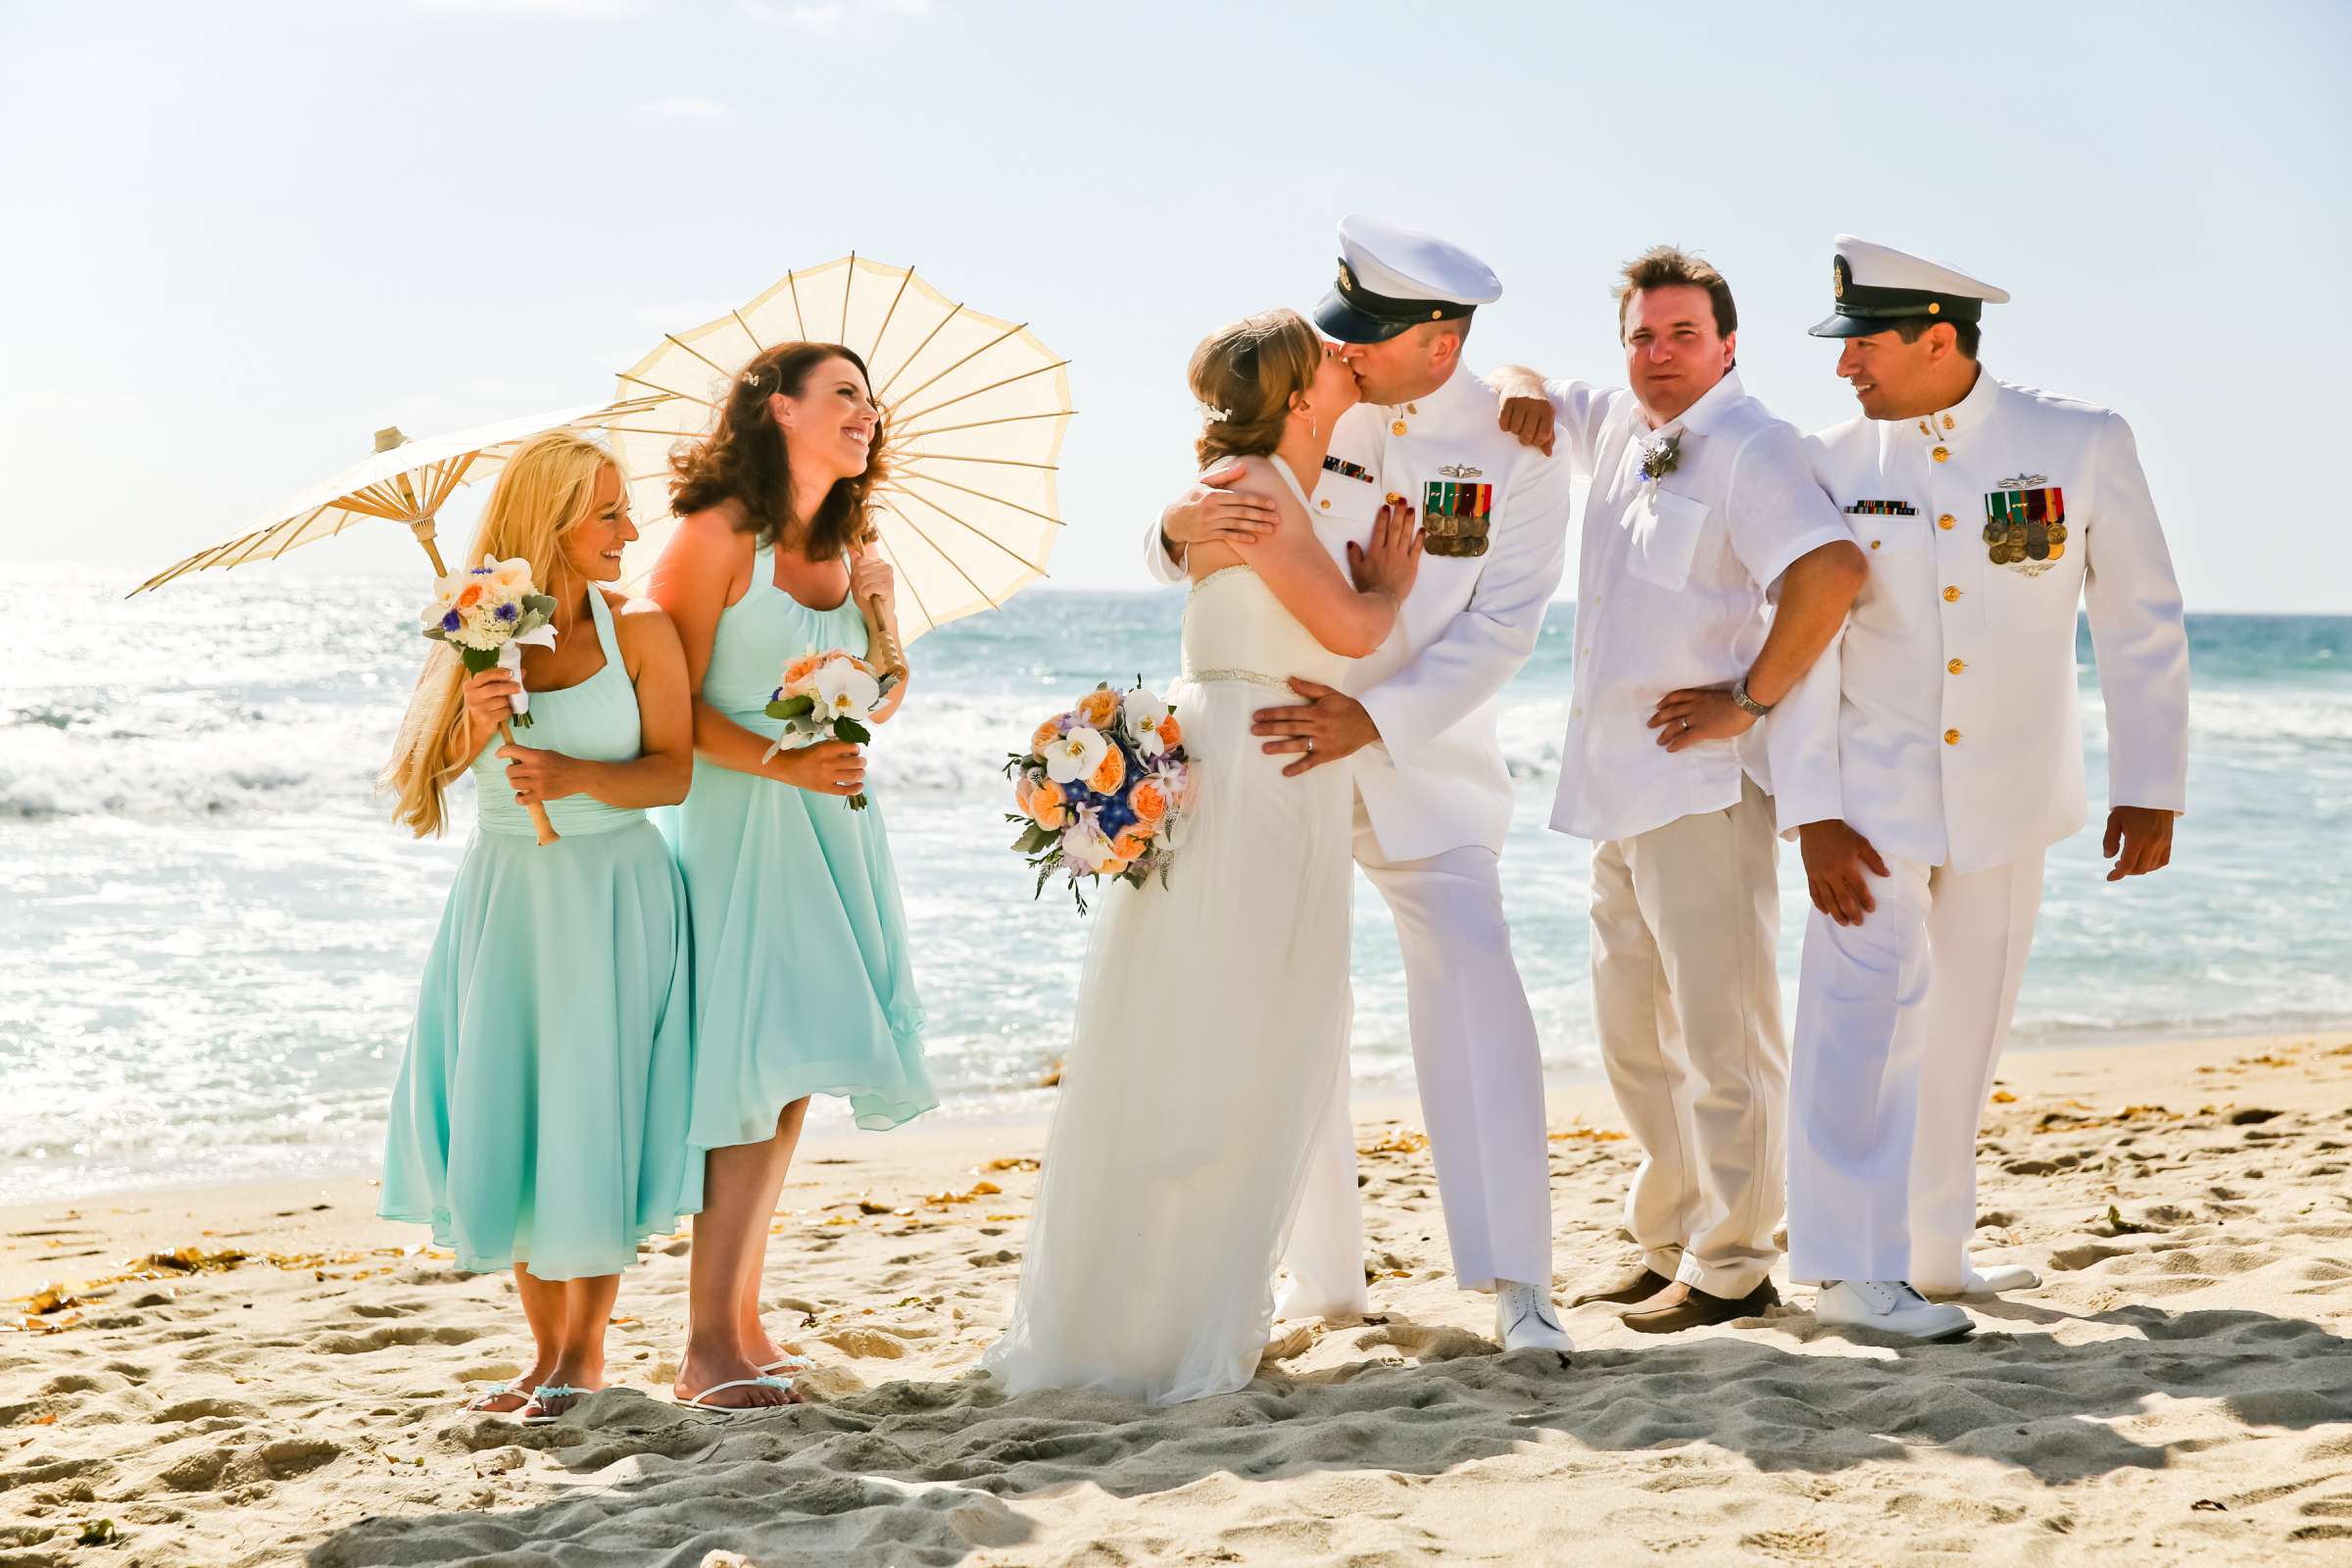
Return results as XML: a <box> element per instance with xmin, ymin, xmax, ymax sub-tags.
<box><xmin>1183</xmin><ymin>666</ymin><xmax>1291</xmax><ymax>688</ymax></box>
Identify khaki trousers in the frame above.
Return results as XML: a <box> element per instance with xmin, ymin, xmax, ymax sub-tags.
<box><xmin>1588</xmin><ymin>776</ymin><xmax>1787</xmax><ymax>1298</ymax></box>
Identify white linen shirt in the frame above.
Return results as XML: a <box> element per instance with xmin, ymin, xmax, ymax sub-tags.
<box><xmin>1540</xmin><ymin>370</ymin><xmax>1850</xmax><ymax>844</ymax></box>
<box><xmin>1766</xmin><ymin>370</ymin><xmax>2191</xmax><ymax>872</ymax></box>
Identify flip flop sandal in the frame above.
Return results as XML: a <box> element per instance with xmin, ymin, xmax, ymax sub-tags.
<box><xmin>518</xmin><ymin>1385</ymin><xmax>594</xmax><ymax>1427</ymax></box>
<box><xmin>460</xmin><ymin>1380</ymin><xmax>536</xmax><ymax>1417</ymax></box>
<box><xmin>758</xmin><ymin>1353</ymin><xmax>814</xmax><ymax>1374</ymax></box>
<box><xmin>677</xmin><ymin>1375</ymin><xmax>793</xmax><ymax>1412</ymax></box>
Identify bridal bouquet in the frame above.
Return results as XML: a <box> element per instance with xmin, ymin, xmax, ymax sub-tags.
<box><xmin>419</xmin><ymin>556</ymin><xmax>561</xmax><ymax>844</ymax></box>
<box><xmin>419</xmin><ymin>557</ymin><xmax>559</xmax><ymax>727</ymax></box>
<box><xmin>1005</xmin><ymin>679</ymin><xmax>1192</xmax><ymax>910</ymax></box>
<box><xmin>764</xmin><ymin>650</ymin><xmax>900</xmax><ymax>810</ymax></box>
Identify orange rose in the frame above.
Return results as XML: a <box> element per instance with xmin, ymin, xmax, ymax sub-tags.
<box><xmin>1087</xmin><ymin>745</ymin><xmax>1127</xmax><ymax>796</ymax></box>
<box><xmin>1129</xmin><ymin>778</ymin><xmax>1169</xmax><ymax>826</ymax></box>
<box><xmin>1098</xmin><ymin>857</ymin><xmax>1131</xmax><ymax>878</ymax></box>
<box><xmin>1030</xmin><ymin>718</ymin><xmax>1064</xmax><ymax>756</ymax></box>
<box><xmin>1155</xmin><ymin>716</ymin><xmax>1183</xmax><ymax>751</ymax></box>
<box><xmin>784</xmin><ymin>654</ymin><xmax>823</xmax><ymax>686</ymax></box>
<box><xmin>455</xmin><ymin>582</ymin><xmax>484</xmax><ymax>611</ymax></box>
<box><xmin>1027</xmin><ymin>779</ymin><xmax>1068</xmax><ymax>831</ymax></box>
<box><xmin>1111</xmin><ymin>830</ymin><xmax>1152</xmax><ymax>860</ymax></box>
<box><xmin>1077</xmin><ymin>687</ymin><xmax>1122</xmax><ymax>729</ymax></box>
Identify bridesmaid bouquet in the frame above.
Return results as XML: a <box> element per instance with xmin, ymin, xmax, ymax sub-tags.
<box><xmin>764</xmin><ymin>651</ymin><xmax>901</xmax><ymax>810</ymax></box>
<box><xmin>1005</xmin><ymin>679</ymin><xmax>1192</xmax><ymax>911</ymax></box>
<box><xmin>417</xmin><ymin>557</ymin><xmax>562</xmax><ymax>845</ymax></box>
<box><xmin>419</xmin><ymin>557</ymin><xmax>560</xmax><ymax>728</ymax></box>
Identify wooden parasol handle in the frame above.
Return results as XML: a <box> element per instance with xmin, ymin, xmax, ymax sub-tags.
<box><xmin>498</xmin><ymin>718</ymin><xmax>561</xmax><ymax>846</ymax></box>
<box><xmin>854</xmin><ymin>532</ymin><xmax>906</xmax><ymax>680</ymax></box>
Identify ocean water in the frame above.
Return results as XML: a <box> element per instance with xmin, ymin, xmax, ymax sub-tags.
<box><xmin>3</xmin><ymin>565</ymin><xmax>2346</xmax><ymax>1201</ymax></box>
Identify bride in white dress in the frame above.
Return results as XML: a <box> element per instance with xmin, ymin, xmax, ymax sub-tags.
<box><xmin>983</xmin><ymin>309</ymin><xmax>1423</xmax><ymax>1404</ymax></box>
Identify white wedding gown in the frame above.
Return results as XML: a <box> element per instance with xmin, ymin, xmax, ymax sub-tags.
<box><xmin>983</xmin><ymin>459</ymin><xmax>1357</xmax><ymax>1404</ymax></box>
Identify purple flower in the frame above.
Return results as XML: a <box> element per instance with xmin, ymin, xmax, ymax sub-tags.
<box><xmin>495</xmin><ymin>602</ymin><xmax>518</xmax><ymax>622</ymax></box>
<box><xmin>470</xmin><ymin>564</ymin><xmax>492</xmax><ymax>575</ymax></box>
<box><xmin>440</xmin><ymin>610</ymin><xmax>462</xmax><ymax>631</ymax></box>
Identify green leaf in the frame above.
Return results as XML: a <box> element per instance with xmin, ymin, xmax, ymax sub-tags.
<box><xmin>460</xmin><ymin>647</ymin><xmax>499</xmax><ymax>674</ymax></box>
<box><xmin>834</xmin><ymin>716</ymin><xmax>872</xmax><ymax>746</ymax></box>
<box><xmin>767</xmin><ymin>694</ymin><xmax>815</xmax><ymax>720</ymax></box>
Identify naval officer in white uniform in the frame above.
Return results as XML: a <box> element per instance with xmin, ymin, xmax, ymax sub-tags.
<box><xmin>1770</xmin><ymin>236</ymin><xmax>2191</xmax><ymax>1340</ymax></box>
<box><xmin>1152</xmin><ymin>216</ymin><xmax>1577</xmax><ymax>1352</ymax></box>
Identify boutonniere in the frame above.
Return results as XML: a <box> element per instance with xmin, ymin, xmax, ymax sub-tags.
<box><xmin>1639</xmin><ymin>432</ymin><xmax>1683</xmax><ymax>487</ymax></box>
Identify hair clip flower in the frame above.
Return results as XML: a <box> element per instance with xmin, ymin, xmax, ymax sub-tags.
<box><xmin>1199</xmin><ymin>405</ymin><xmax>1233</xmax><ymax>423</ymax></box>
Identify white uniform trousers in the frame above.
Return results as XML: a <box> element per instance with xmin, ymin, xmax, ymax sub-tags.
<box><xmin>1279</xmin><ymin>792</ymin><xmax>1556</xmax><ymax>1307</ymax></box>
<box><xmin>1787</xmin><ymin>851</ymin><xmax>2044</xmax><ymax>1287</ymax></box>
<box><xmin>1589</xmin><ymin>777</ymin><xmax>1787</xmax><ymax>1298</ymax></box>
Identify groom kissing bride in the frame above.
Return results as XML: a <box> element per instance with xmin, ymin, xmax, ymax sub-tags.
<box><xmin>983</xmin><ymin>218</ymin><xmax>1574</xmax><ymax>1404</ymax></box>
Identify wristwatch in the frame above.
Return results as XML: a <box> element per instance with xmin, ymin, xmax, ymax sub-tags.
<box><xmin>1731</xmin><ymin>677</ymin><xmax>1773</xmax><ymax>717</ymax></box>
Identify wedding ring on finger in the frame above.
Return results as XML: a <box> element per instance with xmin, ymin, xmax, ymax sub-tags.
<box><xmin>1305</xmin><ymin>737</ymin><xmax>1316</xmax><ymax>756</ymax></box>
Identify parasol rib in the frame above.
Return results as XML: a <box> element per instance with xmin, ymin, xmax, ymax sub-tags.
<box><xmin>866</xmin><ymin>266</ymin><xmax>915</xmax><ymax>367</ymax></box>
<box><xmin>890</xmin><ymin>360</ymin><xmax>1070</xmax><ymax>427</ymax></box>
<box><xmin>615</xmin><ymin>371</ymin><xmax>716</xmax><ymax>408</ymax></box>
<box><xmin>784</xmin><ymin>268</ymin><xmax>808</xmax><ymax>340</ymax></box>
<box><xmin>873</xmin><ymin>496</ymin><xmax>1001</xmax><ymax>610</ymax></box>
<box><xmin>879</xmin><ymin>320</ymin><xmax>1029</xmax><ymax>412</ymax></box>
<box><xmin>731</xmin><ymin>309</ymin><xmax>763</xmax><ymax>353</ymax></box>
<box><xmin>865</xmin><ymin>502</ymin><xmax>938</xmax><ymax>631</ymax></box>
<box><xmin>896</xmin><ymin>452</ymin><xmax>1059</xmax><ymax>472</ymax></box>
<box><xmin>884</xmin><ymin>484</ymin><xmax>1051</xmax><ymax>573</ymax></box>
<box><xmin>893</xmin><ymin>470</ymin><xmax>1063</xmax><ymax>526</ymax></box>
<box><xmin>662</xmin><ymin>333</ymin><xmax>735</xmax><ymax>380</ymax></box>
<box><xmin>891</xmin><ymin>410</ymin><xmax>1075</xmax><ymax>441</ymax></box>
<box><xmin>840</xmin><ymin>251</ymin><xmax>857</xmax><ymax>341</ymax></box>
<box><xmin>875</xmin><ymin>302</ymin><xmax>964</xmax><ymax>398</ymax></box>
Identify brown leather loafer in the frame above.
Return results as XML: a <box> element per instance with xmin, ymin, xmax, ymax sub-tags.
<box><xmin>1622</xmin><ymin>1278</ymin><xmax>1781</xmax><ymax>1334</ymax></box>
<box><xmin>1568</xmin><ymin>1267</ymin><xmax>1674</xmax><ymax>1308</ymax></box>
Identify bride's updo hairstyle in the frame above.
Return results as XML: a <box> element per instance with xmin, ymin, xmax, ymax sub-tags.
<box><xmin>1188</xmin><ymin>309</ymin><xmax>1323</xmax><ymax>468</ymax></box>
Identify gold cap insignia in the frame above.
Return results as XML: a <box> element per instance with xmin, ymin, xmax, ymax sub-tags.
<box><xmin>1833</xmin><ymin>257</ymin><xmax>1846</xmax><ymax>298</ymax></box>
<box><xmin>1339</xmin><ymin>262</ymin><xmax>1356</xmax><ymax>293</ymax></box>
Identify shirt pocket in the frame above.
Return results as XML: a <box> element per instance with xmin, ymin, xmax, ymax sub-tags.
<box><xmin>1625</xmin><ymin>486</ymin><xmax>1708</xmax><ymax>591</ymax></box>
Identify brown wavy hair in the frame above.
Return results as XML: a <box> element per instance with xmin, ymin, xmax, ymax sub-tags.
<box><xmin>667</xmin><ymin>341</ymin><xmax>888</xmax><ymax>562</ymax></box>
<box><xmin>1187</xmin><ymin>309</ymin><xmax>1323</xmax><ymax>469</ymax></box>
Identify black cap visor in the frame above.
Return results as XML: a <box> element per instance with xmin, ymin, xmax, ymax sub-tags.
<box><xmin>1315</xmin><ymin>288</ymin><xmax>1416</xmax><ymax>344</ymax></box>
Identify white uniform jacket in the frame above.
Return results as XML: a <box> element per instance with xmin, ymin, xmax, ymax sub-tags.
<box><xmin>1768</xmin><ymin>371</ymin><xmax>2190</xmax><ymax>873</ymax></box>
<box><xmin>1145</xmin><ymin>366</ymin><xmax>1575</xmax><ymax>862</ymax></box>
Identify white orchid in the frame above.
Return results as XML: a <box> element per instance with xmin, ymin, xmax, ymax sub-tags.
<box><xmin>810</xmin><ymin>658</ymin><xmax>882</xmax><ymax>723</ymax></box>
<box><xmin>1123</xmin><ymin>687</ymin><xmax>1174</xmax><ymax>759</ymax></box>
<box><xmin>1043</xmin><ymin>724</ymin><xmax>1109</xmax><ymax>787</ymax></box>
<box><xmin>1058</xmin><ymin>816</ymin><xmax>1117</xmax><ymax>874</ymax></box>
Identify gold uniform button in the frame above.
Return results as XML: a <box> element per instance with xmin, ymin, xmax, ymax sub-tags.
<box><xmin>1917</xmin><ymin>420</ymin><xmax>1932</xmax><ymax>435</ymax></box>
<box><xmin>1941</xmin><ymin>415</ymin><xmax>1956</xmax><ymax>430</ymax></box>
<box><xmin>1870</xmin><ymin>540</ymin><xmax>1881</xmax><ymax>550</ymax></box>
<box><xmin>1944</xmin><ymin>729</ymin><xmax>1962</xmax><ymax>746</ymax></box>
<box><xmin>1948</xmin><ymin>658</ymin><xmax>1966</xmax><ymax>674</ymax></box>
<box><xmin>1386</xmin><ymin>492</ymin><xmax>1403</xmax><ymax>506</ymax></box>
<box><xmin>1318</xmin><ymin>499</ymin><xmax>1330</xmax><ymax>511</ymax></box>
<box><xmin>1942</xmin><ymin>585</ymin><xmax>1961</xmax><ymax>602</ymax></box>
<box><xmin>1932</xmin><ymin>445</ymin><xmax>1951</xmax><ymax>463</ymax></box>
<box><xmin>1391</xmin><ymin>420</ymin><xmax>1407</xmax><ymax>436</ymax></box>
<box><xmin>1938</xmin><ymin>513</ymin><xmax>1956</xmax><ymax>529</ymax></box>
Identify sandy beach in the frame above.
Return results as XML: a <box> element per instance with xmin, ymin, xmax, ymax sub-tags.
<box><xmin>4</xmin><ymin>1032</ymin><xmax>2349</xmax><ymax>1566</ymax></box>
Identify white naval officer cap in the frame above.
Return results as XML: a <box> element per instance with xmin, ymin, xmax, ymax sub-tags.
<box><xmin>1313</xmin><ymin>214</ymin><xmax>1502</xmax><ymax>344</ymax></box>
<box><xmin>1809</xmin><ymin>234</ymin><xmax>2011</xmax><ymax>338</ymax></box>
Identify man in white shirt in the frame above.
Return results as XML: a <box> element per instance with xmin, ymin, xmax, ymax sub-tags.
<box><xmin>1495</xmin><ymin>247</ymin><xmax>1865</xmax><ymax>1333</ymax></box>
<box><xmin>1770</xmin><ymin>236</ymin><xmax>2190</xmax><ymax>1341</ymax></box>
<box><xmin>1152</xmin><ymin>216</ymin><xmax>1578</xmax><ymax>1353</ymax></box>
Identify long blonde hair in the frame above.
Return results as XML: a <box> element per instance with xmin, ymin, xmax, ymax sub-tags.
<box><xmin>379</xmin><ymin>432</ymin><xmax>619</xmax><ymax>839</ymax></box>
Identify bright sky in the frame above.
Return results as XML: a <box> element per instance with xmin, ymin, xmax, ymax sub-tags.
<box><xmin>6</xmin><ymin>0</ymin><xmax>2346</xmax><ymax>611</ymax></box>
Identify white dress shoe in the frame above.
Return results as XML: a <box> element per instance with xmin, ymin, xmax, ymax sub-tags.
<box><xmin>1813</xmin><ymin>1280</ymin><xmax>1973</xmax><ymax>1342</ymax></box>
<box><xmin>1921</xmin><ymin>1263</ymin><xmax>2041</xmax><ymax>1298</ymax></box>
<box><xmin>1494</xmin><ymin>1280</ymin><xmax>1575</xmax><ymax>1353</ymax></box>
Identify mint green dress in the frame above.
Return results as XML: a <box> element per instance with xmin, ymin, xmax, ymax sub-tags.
<box><xmin>663</xmin><ymin>545</ymin><xmax>934</xmax><ymax>1147</ymax></box>
<box><xmin>379</xmin><ymin>589</ymin><xmax>701</xmax><ymax>1279</ymax></box>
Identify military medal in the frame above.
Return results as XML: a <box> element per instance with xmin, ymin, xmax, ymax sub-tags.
<box><xmin>1322</xmin><ymin>455</ymin><xmax>1374</xmax><ymax>484</ymax></box>
<box><xmin>1421</xmin><ymin>478</ymin><xmax>1494</xmax><ymax>558</ymax></box>
<box><xmin>1984</xmin><ymin>477</ymin><xmax>2066</xmax><ymax>572</ymax></box>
